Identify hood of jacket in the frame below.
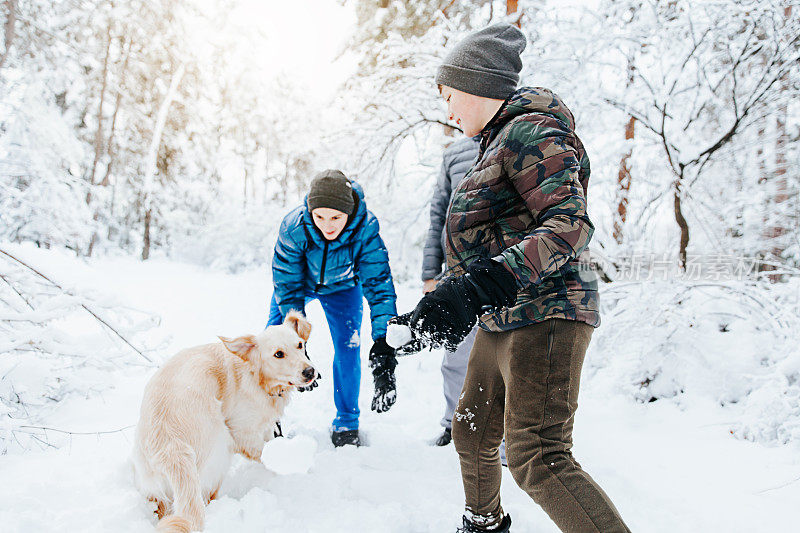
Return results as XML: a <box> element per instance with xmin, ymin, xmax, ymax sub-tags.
<box><xmin>479</xmin><ymin>87</ymin><xmax>577</xmax><ymax>153</ymax></box>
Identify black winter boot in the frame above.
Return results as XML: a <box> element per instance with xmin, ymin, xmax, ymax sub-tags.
<box><xmin>331</xmin><ymin>429</ymin><xmax>361</xmax><ymax>448</ymax></box>
<box><xmin>456</xmin><ymin>514</ymin><xmax>511</xmax><ymax>532</ymax></box>
<box><xmin>434</xmin><ymin>427</ymin><xmax>452</xmax><ymax>446</ymax></box>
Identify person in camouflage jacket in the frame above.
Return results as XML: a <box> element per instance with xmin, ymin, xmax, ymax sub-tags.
<box><xmin>392</xmin><ymin>23</ymin><xmax>630</xmax><ymax>533</ymax></box>
<box><xmin>444</xmin><ymin>86</ymin><xmax>599</xmax><ymax>332</ymax></box>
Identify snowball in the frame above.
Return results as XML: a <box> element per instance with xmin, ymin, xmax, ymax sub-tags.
<box><xmin>386</xmin><ymin>323</ymin><xmax>412</xmax><ymax>348</ymax></box>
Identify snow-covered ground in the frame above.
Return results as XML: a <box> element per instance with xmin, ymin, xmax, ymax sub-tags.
<box><xmin>1</xmin><ymin>247</ymin><xmax>798</xmax><ymax>532</ymax></box>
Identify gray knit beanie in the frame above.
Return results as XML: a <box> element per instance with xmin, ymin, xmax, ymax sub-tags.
<box><xmin>307</xmin><ymin>169</ymin><xmax>355</xmax><ymax>215</ymax></box>
<box><xmin>435</xmin><ymin>23</ymin><xmax>527</xmax><ymax>100</ymax></box>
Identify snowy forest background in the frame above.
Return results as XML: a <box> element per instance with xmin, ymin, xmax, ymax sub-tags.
<box><xmin>1</xmin><ymin>1</ymin><xmax>799</xmax><ymax>530</ymax></box>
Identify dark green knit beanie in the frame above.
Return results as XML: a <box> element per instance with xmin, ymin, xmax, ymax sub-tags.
<box><xmin>307</xmin><ymin>169</ymin><xmax>355</xmax><ymax>215</ymax></box>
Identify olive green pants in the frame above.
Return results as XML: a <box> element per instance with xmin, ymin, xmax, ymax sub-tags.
<box><xmin>452</xmin><ymin>319</ymin><xmax>630</xmax><ymax>532</ymax></box>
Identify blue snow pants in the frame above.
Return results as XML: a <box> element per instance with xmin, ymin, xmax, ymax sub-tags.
<box><xmin>267</xmin><ymin>284</ymin><xmax>363</xmax><ymax>432</ymax></box>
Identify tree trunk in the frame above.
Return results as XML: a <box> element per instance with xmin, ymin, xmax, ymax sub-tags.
<box><xmin>263</xmin><ymin>139</ymin><xmax>270</xmax><ymax>205</ymax></box>
<box><xmin>760</xmin><ymin>5</ymin><xmax>792</xmax><ymax>281</ymax></box>
<box><xmin>101</xmin><ymin>35</ymin><xmax>131</xmax><ymax>187</ymax></box>
<box><xmin>107</xmin><ymin>177</ymin><xmax>117</xmax><ymax>241</ymax></box>
<box><xmin>614</xmin><ymin>55</ymin><xmax>636</xmax><ymax>245</ymax></box>
<box><xmin>756</xmin><ymin>120</ymin><xmax>767</xmax><ymax>184</ymax></box>
<box><xmin>763</xmin><ymin>66</ymin><xmax>789</xmax><ymax>280</ymax></box>
<box><xmin>674</xmin><ymin>179</ymin><xmax>689</xmax><ymax>269</ymax></box>
<box><xmin>142</xmin><ymin>209</ymin><xmax>151</xmax><ymax>261</ymax></box>
<box><xmin>614</xmin><ymin>116</ymin><xmax>635</xmax><ymax>244</ymax></box>
<box><xmin>0</xmin><ymin>0</ymin><xmax>17</xmax><ymax>70</ymax></box>
<box><xmin>755</xmin><ymin>31</ymin><xmax>771</xmax><ymax>269</ymax></box>
<box><xmin>141</xmin><ymin>62</ymin><xmax>185</xmax><ymax>260</ymax></box>
<box><xmin>89</xmin><ymin>22</ymin><xmax>112</xmax><ymax>189</ymax></box>
<box><xmin>89</xmin><ymin>35</ymin><xmax>130</xmax><ymax>256</ymax></box>
<box><xmin>243</xmin><ymin>167</ymin><xmax>249</xmax><ymax>209</ymax></box>
<box><xmin>772</xmin><ymin>6</ymin><xmax>791</xmax><ymax>239</ymax></box>
<box><xmin>85</xmin><ymin>24</ymin><xmax>114</xmax><ymax>257</ymax></box>
<box><xmin>507</xmin><ymin>0</ymin><xmax>522</xmax><ymax>26</ymax></box>
<box><xmin>282</xmin><ymin>156</ymin><xmax>290</xmax><ymax>206</ymax></box>
<box><xmin>100</xmin><ymin>88</ymin><xmax>122</xmax><ymax>187</ymax></box>
<box><xmin>142</xmin><ymin>62</ymin><xmax>185</xmax><ymax>211</ymax></box>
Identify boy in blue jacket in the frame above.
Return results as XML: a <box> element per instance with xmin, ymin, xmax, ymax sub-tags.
<box><xmin>267</xmin><ymin>169</ymin><xmax>398</xmax><ymax>447</ymax></box>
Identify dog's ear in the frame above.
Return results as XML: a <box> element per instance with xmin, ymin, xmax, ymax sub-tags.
<box><xmin>284</xmin><ymin>311</ymin><xmax>312</xmax><ymax>341</ymax></box>
<box><xmin>219</xmin><ymin>335</ymin><xmax>257</xmax><ymax>361</ymax></box>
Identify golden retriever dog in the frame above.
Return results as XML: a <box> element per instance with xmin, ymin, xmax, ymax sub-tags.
<box><xmin>132</xmin><ymin>311</ymin><xmax>314</xmax><ymax>532</ymax></box>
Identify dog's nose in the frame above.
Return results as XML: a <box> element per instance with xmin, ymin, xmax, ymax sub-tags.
<box><xmin>302</xmin><ymin>366</ymin><xmax>316</xmax><ymax>381</ymax></box>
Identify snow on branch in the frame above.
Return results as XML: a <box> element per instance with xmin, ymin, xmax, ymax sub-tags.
<box><xmin>0</xmin><ymin>246</ymin><xmax>161</xmax><ymax>453</ymax></box>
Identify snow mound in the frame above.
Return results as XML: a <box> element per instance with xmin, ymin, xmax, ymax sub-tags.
<box><xmin>588</xmin><ymin>278</ymin><xmax>800</xmax><ymax>445</ymax></box>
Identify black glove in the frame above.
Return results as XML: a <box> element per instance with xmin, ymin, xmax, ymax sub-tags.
<box><xmin>369</xmin><ymin>337</ymin><xmax>397</xmax><ymax>413</ymax></box>
<box><xmin>392</xmin><ymin>258</ymin><xmax>517</xmax><ymax>352</ymax></box>
<box><xmin>390</xmin><ymin>311</ymin><xmax>425</xmax><ymax>356</ymax></box>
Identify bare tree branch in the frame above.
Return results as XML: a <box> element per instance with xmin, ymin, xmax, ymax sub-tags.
<box><xmin>0</xmin><ymin>0</ymin><xmax>18</xmax><ymax>69</ymax></box>
<box><xmin>0</xmin><ymin>249</ymin><xmax>153</xmax><ymax>363</ymax></box>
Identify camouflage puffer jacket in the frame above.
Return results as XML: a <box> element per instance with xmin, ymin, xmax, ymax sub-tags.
<box><xmin>445</xmin><ymin>87</ymin><xmax>600</xmax><ymax>331</ymax></box>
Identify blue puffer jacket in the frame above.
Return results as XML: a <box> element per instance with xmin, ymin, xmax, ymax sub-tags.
<box><xmin>272</xmin><ymin>181</ymin><xmax>397</xmax><ymax>340</ymax></box>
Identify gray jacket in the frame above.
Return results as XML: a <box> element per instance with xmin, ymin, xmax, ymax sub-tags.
<box><xmin>421</xmin><ymin>136</ymin><xmax>481</xmax><ymax>281</ymax></box>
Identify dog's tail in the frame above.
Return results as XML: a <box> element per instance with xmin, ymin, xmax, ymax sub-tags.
<box><xmin>156</xmin><ymin>448</ymin><xmax>204</xmax><ymax>533</ymax></box>
<box><xmin>156</xmin><ymin>516</ymin><xmax>192</xmax><ymax>533</ymax></box>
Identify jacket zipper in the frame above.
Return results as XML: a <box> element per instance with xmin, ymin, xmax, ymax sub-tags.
<box><xmin>318</xmin><ymin>240</ymin><xmax>329</xmax><ymax>290</ymax></box>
